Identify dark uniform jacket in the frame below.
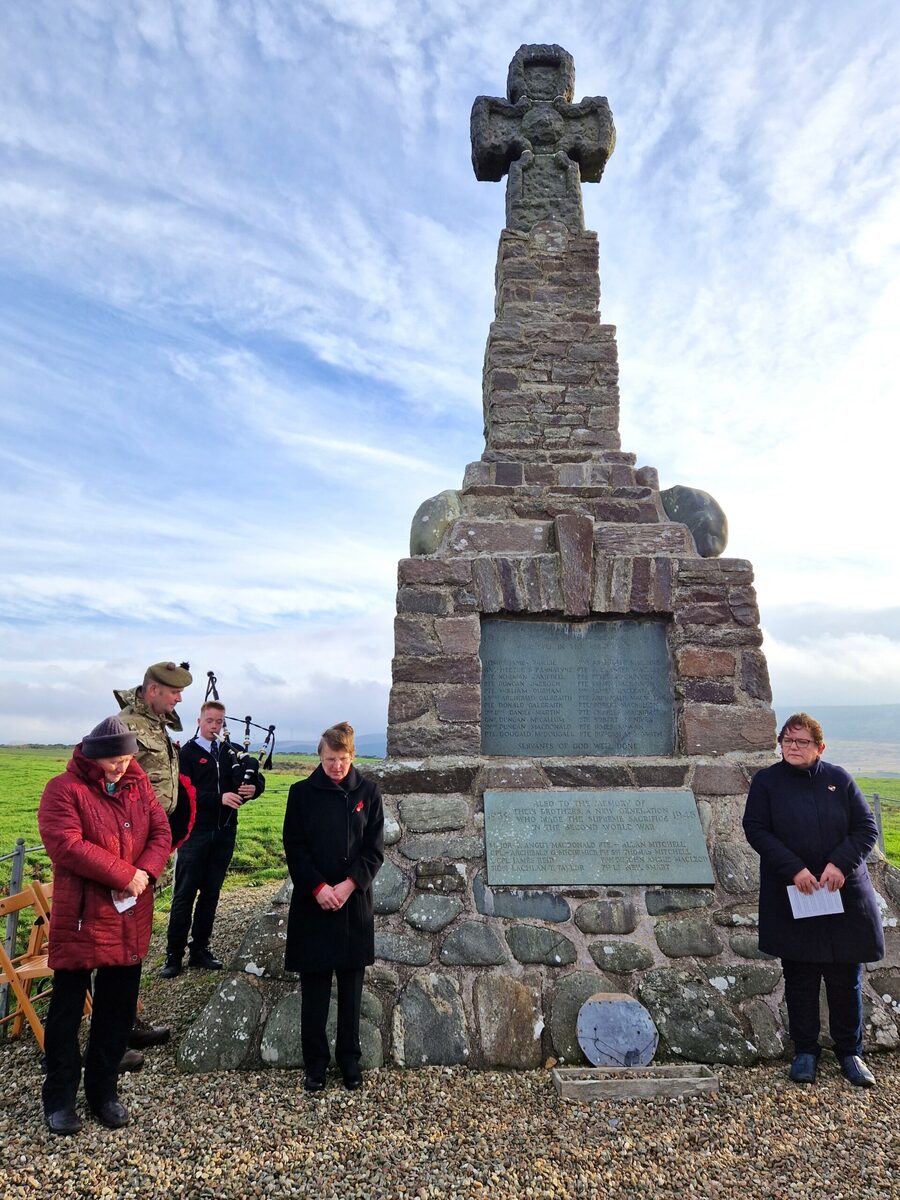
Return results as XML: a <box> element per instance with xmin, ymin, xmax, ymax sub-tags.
<box><xmin>179</xmin><ymin>738</ymin><xmax>265</xmax><ymax>833</ymax></box>
<box><xmin>283</xmin><ymin>765</ymin><xmax>384</xmax><ymax>972</ymax></box>
<box><xmin>743</xmin><ymin>758</ymin><xmax>884</xmax><ymax>963</ymax></box>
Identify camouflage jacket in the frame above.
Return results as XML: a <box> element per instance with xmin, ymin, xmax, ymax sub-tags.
<box><xmin>114</xmin><ymin>686</ymin><xmax>184</xmax><ymax>814</ymax></box>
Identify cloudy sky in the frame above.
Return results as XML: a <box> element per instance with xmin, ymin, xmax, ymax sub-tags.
<box><xmin>1</xmin><ymin>0</ymin><xmax>898</xmax><ymax>745</ymax></box>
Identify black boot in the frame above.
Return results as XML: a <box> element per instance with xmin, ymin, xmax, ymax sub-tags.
<box><xmin>128</xmin><ymin>1016</ymin><xmax>170</xmax><ymax>1048</ymax></box>
<box><xmin>188</xmin><ymin>945</ymin><xmax>223</xmax><ymax>970</ymax></box>
<box><xmin>160</xmin><ymin>953</ymin><xmax>183</xmax><ymax>979</ymax></box>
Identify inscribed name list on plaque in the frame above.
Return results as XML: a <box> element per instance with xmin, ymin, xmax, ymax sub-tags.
<box><xmin>480</xmin><ymin>619</ymin><xmax>674</xmax><ymax>756</ymax></box>
<box><xmin>484</xmin><ymin>790</ymin><xmax>714</xmax><ymax>885</ymax></box>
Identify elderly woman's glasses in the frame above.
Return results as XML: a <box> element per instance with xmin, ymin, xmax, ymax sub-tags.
<box><xmin>781</xmin><ymin>737</ymin><xmax>815</xmax><ymax>747</ymax></box>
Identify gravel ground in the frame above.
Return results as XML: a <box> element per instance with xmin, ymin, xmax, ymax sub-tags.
<box><xmin>2</xmin><ymin>884</ymin><xmax>898</xmax><ymax>1200</ymax></box>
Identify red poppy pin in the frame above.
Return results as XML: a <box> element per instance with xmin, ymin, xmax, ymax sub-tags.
<box><xmin>199</xmin><ymin>757</ymin><xmax>208</xmax><ymax>764</ymax></box>
<box><xmin>355</xmin><ymin>800</ymin><xmax>364</xmax><ymax>812</ymax></box>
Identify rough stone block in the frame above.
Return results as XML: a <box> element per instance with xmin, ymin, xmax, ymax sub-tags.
<box><xmin>474</xmin><ymin>975</ymin><xmax>544</xmax><ymax>1068</ymax></box>
<box><xmin>574</xmin><ymin>899</ymin><xmax>639</xmax><ymax>935</ymax></box>
<box><xmin>654</xmin><ymin>917</ymin><xmax>723</xmax><ymax>958</ymax></box>
<box><xmin>435</xmin><ymin>685</ymin><xmax>481</xmax><ymax>724</ymax></box>
<box><xmin>474</xmin><ymin>871</ymin><xmax>570</xmax><ymax>922</ymax></box>
<box><xmin>549</xmin><ymin>970</ymin><xmax>614</xmax><ymax>1064</ymax></box>
<box><xmin>392</xmin><ymin>655</ymin><xmax>481</xmax><ymax>684</ymax></box>
<box><xmin>446</xmin><ymin>519</ymin><xmax>553</xmax><ymax>554</ymax></box>
<box><xmin>230</xmin><ymin>909</ymin><xmax>289</xmax><ymax>980</ymax></box>
<box><xmin>375</xmin><ymin>763</ymin><xmax>479</xmax><ymax>795</ymax></box>
<box><xmin>399</xmin><ymin>793</ymin><xmax>470</xmax><ymax>833</ymax></box>
<box><xmin>682</xmin><ymin>704</ymin><xmax>776</xmax><ymax>755</ymax></box>
<box><xmin>393</xmin><ymin>974</ymin><xmax>468</xmax><ymax>1066</ymax></box>
<box><xmin>543</xmin><ymin>763</ymin><xmax>631</xmax><ymax>788</ymax></box>
<box><xmin>396</xmin><ymin>586</ymin><xmax>453</xmax><ymax>616</ymax></box>
<box><xmin>681</xmin><ymin>680</ymin><xmax>736</xmax><ymax>704</ymax></box>
<box><xmin>394</xmin><ymin>616</ymin><xmax>438</xmax><ymax>656</ymax></box>
<box><xmin>729</xmin><ymin>931</ymin><xmax>774</xmax><ymax>960</ymax></box>
<box><xmin>404</xmin><ymin>895</ymin><xmax>463</xmax><ymax>932</ymax></box>
<box><xmin>703</xmin><ymin>963</ymin><xmax>781</xmax><ymax>1000</ymax></box>
<box><xmin>506</xmin><ymin>924</ymin><xmax>577</xmax><ymax>966</ymax></box>
<box><xmin>677</xmin><ymin>647</ymin><xmax>736</xmax><ymax>678</ymax></box>
<box><xmin>472</xmin><ymin>558</ymin><xmax>503</xmax><ymax>612</ymax></box>
<box><xmin>692</xmin><ymin>763</ymin><xmax>749</xmax><ymax>796</ymax></box>
<box><xmin>177</xmin><ymin>976</ymin><xmax>263</xmax><ymax>1072</ymax></box>
<box><xmin>742</xmin><ymin>997</ymin><xmax>785</xmax><ymax>1059</ymax></box>
<box><xmin>477</xmin><ymin>762</ymin><xmax>548</xmax><ymax>791</ymax></box>
<box><xmin>638</xmin><ymin>968</ymin><xmax>756</xmax><ymax>1065</ymax></box>
<box><xmin>375</xmin><ymin>931</ymin><xmax>432</xmax><ymax>966</ymax></box>
<box><xmin>399</xmin><ymin>833</ymin><xmax>483</xmax><ymax>861</ymax></box>
<box><xmin>645</xmin><ymin>888</ymin><xmax>715</xmax><ymax>916</ymax></box>
<box><xmin>388</xmin><ymin>687</ymin><xmax>431</xmax><ymax>724</ymax></box>
<box><xmin>555</xmin><ymin>512</ymin><xmax>594</xmax><ymax>616</ymax></box>
<box><xmin>588</xmin><ymin>941</ymin><xmax>655</xmax><ymax>973</ymax></box>
<box><xmin>398</xmin><ymin>558</ymin><xmax>473</xmax><ymax>585</ymax></box>
<box><xmin>595</xmin><ymin>525</ymin><xmax>694</xmax><ymax>555</ymax></box>
<box><xmin>388</xmin><ymin>725</ymin><xmax>481</xmax><ymax>757</ymax></box>
<box><xmin>415</xmin><ymin>861</ymin><xmax>466</xmax><ymax>893</ymax></box>
<box><xmin>435</xmin><ymin>615</ymin><xmax>481</xmax><ymax>656</ymax></box>
<box><xmin>741</xmin><ymin>649</ymin><xmax>773</xmax><ymax>701</ymax></box>
<box><xmin>713</xmin><ymin>842</ymin><xmax>761</xmax><ymax>894</ymax></box>
<box><xmin>631</xmin><ymin>763</ymin><xmax>689</xmax><ymax>787</ymax></box>
<box><xmin>440</xmin><ymin>921</ymin><xmax>507</xmax><ymax>965</ymax></box>
<box><xmin>260</xmin><ymin>992</ymin><xmax>303</xmax><ymax>1068</ymax></box>
<box><xmin>713</xmin><ymin>903</ymin><xmax>760</xmax><ymax>928</ymax></box>
<box><xmin>373</xmin><ymin>859</ymin><xmax>411</xmax><ymax>914</ymax></box>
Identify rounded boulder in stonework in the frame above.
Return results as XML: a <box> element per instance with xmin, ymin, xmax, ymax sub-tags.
<box><xmin>576</xmin><ymin>993</ymin><xmax>659</xmax><ymax>1067</ymax></box>
<box><xmin>574</xmin><ymin>899</ymin><xmax>638</xmax><ymax>935</ymax></box>
<box><xmin>588</xmin><ymin>941</ymin><xmax>654</xmax><ymax>973</ymax></box>
<box><xmin>177</xmin><ymin>976</ymin><xmax>263</xmax><ymax>1073</ymax></box>
<box><xmin>393</xmin><ymin>973</ymin><xmax>469</xmax><ymax>1066</ymax></box>
<box><xmin>409</xmin><ymin>489</ymin><xmax>462</xmax><ymax>555</ymax></box>
<box><xmin>474</xmin><ymin>975</ymin><xmax>544</xmax><ymax>1069</ymax></box>
<box><xmin>373</xmin><ymin>858</ymin><xmax>411</xmax><ymax>914</ymax></box>
<box><xmin>506</xmin><ymin>924</ymin><xmax>576</xmax><ymax>966</ymax></box>
<box><xmin>273</xmin><ymin>877</ymin><xmax>294</xmax><ymax>904</ymax></box>
<box><xmin>230</xmin><ymin>909</ymin><xmax>290</xmax><ymax>979</ymax></box>
<box><xmin>660</xmin><ymin>485</ymin><xmax>728</xmax><ymax>558</ymax></box>
<box><xmin>742</xmin><ymin>998</ymin><xmax>785</xmax><ymax>1060</ymax></box>
<box><xmin>654</xmin><ymin>916</ymin><xmax>723</xmax><ymax>958</ymax></box>
<box><xmin>645</xmin><ymin>888</ymin><xmax>714</xmax><ymax>917</ymax></box>
<box><xmin>713</xmin><ymin>843</ymin><xmax>760</xmax><ymax>895</ymax></box>
<box><xmin>474</xmin><ymin>871</ymin><xmax>570</xmax><ymax>922</ymax></box>
<box><xmin>383</xmin><ymin>810</ymin><xmax>401</xmax><ymax>846</ymax></box>
<box><xmin>638</xmin><ymin>967</ymin><xmax>756</xmax><ymax>1066</ymax></box>
<box><xmin>440</xmin><ymin>921</ymin><xmax>507</xmax><ymax>966</ymax></box>
<box><xmin>404</xmin><ymin>894</ymin><xmax>463</xmax><ymax>933</ymax></box>
<box><xmin>549</xmin><ymin>970</ymin><xmax>614</xmax><ymax>1064</ymax></box>
<box><xmin>729</xmin><ymin>931</ymin><xmax>775</xmax><ymax>961</ymax></box>
<box><xmin>702</xmin><ymin>962</ymin><xmax>781</xmax><ymax>1001</ymax></box>
<box><xmin>375</xmin><ymin>931</ymin><xmax>432</xmax><ymax>966</ymax></box>
<box><xmin>400</xmin><ymin>793</ymin><xmax>470</xmax><ymax>833</ymax></box>
<box><xmin>713</xmin><ymin>903</ymin><xmax>759</xmax><ymax>928</ymax></box>
<box><xmin>260</xmin><ymin>991</ymin><xmax>303</xmax><ymax>1068</ymax></box>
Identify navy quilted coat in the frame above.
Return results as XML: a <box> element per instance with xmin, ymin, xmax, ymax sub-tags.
<box><xmin>38</xmin><ymin>748</ymin><xmax>171</xmax><ymax>970</ymax></box>
<box><xmin>743</xmin><ymin>758</ymin><xmax>884</xmax><ymax>963</ymax></box>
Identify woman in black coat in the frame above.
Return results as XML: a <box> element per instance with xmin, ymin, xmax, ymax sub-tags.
<box><xmin>743</xmin><ymin>712</ymin><xmax>883</xmax><ymax>1088</ymax></box>
<box><xmin>282</xmin><ymin>722</ymin><xmax>383</xmax><ymax>1091</ymax></box>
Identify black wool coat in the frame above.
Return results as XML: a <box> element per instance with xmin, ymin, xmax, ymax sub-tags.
<box><xmin>743</xmin><ymin>758</ymin><xmax>884</xmax><ymax>963</ymax></box>
<box><xmin>283</xmin><ymin>765</ymin><xmax>384</xmax><ymax>972</ymax></box>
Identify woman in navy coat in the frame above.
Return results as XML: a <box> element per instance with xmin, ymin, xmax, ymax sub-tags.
<box><xmin>282</xmin><ymin>722</ymin><xmax>383</xmax><ymax>1092</ymax></box>
<box><xmin>743</xmin><ymin>712</ymin><xmax>883</xmax><ymax>1087</ymax></box>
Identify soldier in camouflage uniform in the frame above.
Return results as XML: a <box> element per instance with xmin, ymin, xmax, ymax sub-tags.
<box><xmin>114</xmin><ymin>660</ymin><xmax>193</xmax><ymax>1049</ymax></box>
<box><xmin>114</xmin><ymin>661</ymin><xmax>193</xmax><ymax>814</ymax></box>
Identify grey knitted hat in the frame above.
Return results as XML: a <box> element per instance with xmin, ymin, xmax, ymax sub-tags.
<box><xmin>82</xmin><ymin>716</ymin><xmax>138</xmax><ymax>760</ymax></box>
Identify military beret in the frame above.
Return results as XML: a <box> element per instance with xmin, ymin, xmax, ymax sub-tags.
<box><xmin>146</xmin><ymin>661</ymin><xmax>193</xmax><ymax>688</ymax></box>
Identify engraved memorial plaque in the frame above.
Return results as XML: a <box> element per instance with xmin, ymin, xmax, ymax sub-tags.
<box><xmin>484</xmin><ymin>789</ymin><xmax>714</xmax><ymax>885</ymax></box>
<box><xmin>480</xmin><ymin>619</ymin><xmax>674</xmax><ymax>756</ymax></box>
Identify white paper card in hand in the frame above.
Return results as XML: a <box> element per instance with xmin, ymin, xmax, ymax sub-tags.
<box><xmin>112</xmin><ymin>891</ymin><xmax>138</xmax><ymax>913</ymax></box>
<box><xmin>787</xmin><ymin>885</ymin><xmax>844</xmax><ymax>919</ymax></box>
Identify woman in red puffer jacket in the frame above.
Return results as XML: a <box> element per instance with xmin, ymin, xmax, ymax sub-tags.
<box><xmin>37</xmin><ymin>716</ymin><xmax>171</xmax><ymax>1135</ymax></box>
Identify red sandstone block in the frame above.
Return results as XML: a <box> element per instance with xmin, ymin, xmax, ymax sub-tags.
<box><xmin>677</xmin><ymin>647</ymin><xmax>736</xmax><ymax>677</ymax></box>
<box><xmin>681</xmin><ymin>704</ymin><xmax>776</xmax><ymax>754</ymax></box>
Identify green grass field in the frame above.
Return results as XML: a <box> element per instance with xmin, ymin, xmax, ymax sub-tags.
<box><xmin>3</xmin><ymin>748</ymin><xmax>899</xmax><ymax>893</ymax></box>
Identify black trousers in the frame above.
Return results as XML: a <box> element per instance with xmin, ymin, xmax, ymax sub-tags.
<box><xmin>166</xmin><ymin>825</ymin><xmax>236</xmax><ymax>956</ymax></box>
<box><xmin>42</xmin><ymin>963</ymin><xmax>142</xmax><ymax>1113</ymax></box>
<box><xmin>781</xmin><ymin>959</ymin><xmax>864</xmax><ymax>1057</ymax></box>
<box><xmin>299</xmin><ymin>967</ymin><xmax>364</xmax><ymax>1078</ymax></box>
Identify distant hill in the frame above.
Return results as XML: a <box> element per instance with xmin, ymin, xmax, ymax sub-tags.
<box><xmin>774</xmin><ymin>705</ymin><xmax>899</xmax><ymax>744</ymax></box>
<box><xmin>278</xmin><ymin>733</ymin><xmax>387</xmax><ymax>757</ymax></box>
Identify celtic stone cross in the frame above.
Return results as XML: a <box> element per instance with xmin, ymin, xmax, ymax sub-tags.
<box><xmin>470</xmin><ymin>43</ymin><xmax>616</xmax><ymax>232</ymax></box>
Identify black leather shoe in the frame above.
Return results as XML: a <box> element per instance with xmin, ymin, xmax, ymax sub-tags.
<box><xmin>342</xmin><ymin>1073</ymin><xmax>362</xmax><ymax>1091</ymax></box>
<box><xmin>789</xmin><ymin>1053</ymin><xmax>818</xmax><ymax>1084</ymax></box>
<box><xmin>840</xmin><ymin>1055</ymin><xmax>875</xmax><ymax>1087</ymax></box>
<box><xmin>160</xmin><ymin>953</ymin><xmax>183</xmax><ymax>979</ymax></box>
<box><xmin>304</xmin><ymin>1074</ymin><xmax>326</xmax><ymax>1093</ymax></box>
<box><xmin>128</xmin><ymin>1016</ymin><xmax>170</xmax><ymax>1049</ymax></box>
<box><xmin>117</xmin><ymin>1049</ymin><xmax>144</xmax><ymax>1073</ymax></box>
<box><xmin>188</xmin><ymin>946</ymin><xmax>223</xmax><ymax>970</ymax></box>
<box><xmin>91</xmin><ymin>1099</ymin><xmax>129</xmax><ymax>1129</ymax></box>
<box><xmin>45</xmin><ymin>1107</ymin><xmax>82</xmax><ymax>1136</ymax></box>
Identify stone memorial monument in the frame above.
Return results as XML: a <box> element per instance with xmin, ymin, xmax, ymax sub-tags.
<box><xmin>181</xmin><ymin>44</ymin><xmax>900</xmax><ymax>1074</ymax></box>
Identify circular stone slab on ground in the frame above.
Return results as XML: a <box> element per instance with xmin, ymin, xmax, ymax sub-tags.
<box><xmin>576</xmin><ymin>992</ymin><xmax>659</xmax><ymax>1067</ymax></box>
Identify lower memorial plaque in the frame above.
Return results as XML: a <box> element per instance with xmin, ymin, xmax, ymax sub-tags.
<box><xmin>484</xmin><ymin>789</ymin><xmax>714</xmax><ymax>885</ymax></box>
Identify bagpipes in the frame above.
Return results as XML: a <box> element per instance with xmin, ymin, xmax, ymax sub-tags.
<box><xmin>204</xmin><ymin>669</ymin><xmax>276</xmax><ymax>793</ymax></box>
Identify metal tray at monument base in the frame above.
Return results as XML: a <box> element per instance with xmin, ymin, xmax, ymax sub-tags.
<box><xmin>552</xmin><ymin>1064</ymin><xmax>719</xmax><ymax>1101</ymax></box>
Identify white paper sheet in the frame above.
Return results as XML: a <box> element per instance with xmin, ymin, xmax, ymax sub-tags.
<box><xmin>111</xmin><ymin>891</ymin><xmax>137</xmax><ymax>913</ymax></box>
<box><xmin>787</xmin><ymin>885</ymin><xmax>844</xmax><ymax>919</ymax></box>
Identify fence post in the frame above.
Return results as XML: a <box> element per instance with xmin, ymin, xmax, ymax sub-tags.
<box><xmin>872</xmin><ymin>793</ymin><xmax>885</xmax><ymax>855</ymax></box>
<box><xmin>1</xmin><ymin>838</ymin><xmax>27</xmax><ymax>1025</ymax></box>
